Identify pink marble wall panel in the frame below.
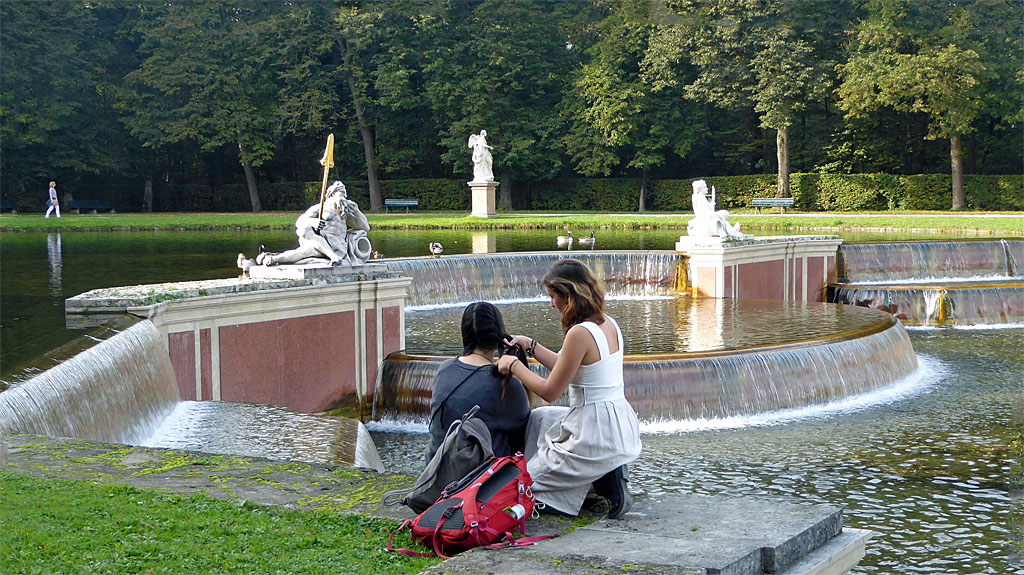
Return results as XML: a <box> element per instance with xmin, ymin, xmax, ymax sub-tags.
<box><xmin>365</xmin><ymin>308</ymin><xmax>378</xmax><ymax>398</ymax></box>
<box><xmin>168</xmin><ymin>331</ymin><xmax>196</xmax><ymax>400</ymax></box>
<box><xmin>218</xmin><ymin>311</ymin><xmax>356</xmax><ymax>413</ymax></box>
<box><xmin>807</xmin><ymin>256</ymin><xmax>826</xmax><ymax>302</ymax></box>
<box><xmin>383</xmin><ymin>305</ymin><xmax>402</xmax><ymax>357</ymax></box>
<box><xmin>724</xmin><ymin>266</ymin><xmax>734</xmax><ymax>298</ymax></box>
<box><xmin>738</xmin><ymin>260</ymin><xmax>784</xmax><ymax>300</ymax></box>
<box><xmin>200</xmin><ymin>328</ymin><xmax>212</xmax><ymax>402</ymax></box>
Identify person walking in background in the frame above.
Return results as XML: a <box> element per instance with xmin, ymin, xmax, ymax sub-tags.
<box><xmin>44</xmin><ymin>181</ymin><xmax>60</xmax><ymax>218</ymax></box>
<box><xmin>497</xmin><ymin>258</ymin><xmax>641</xmax><ymax>519</ymax></box>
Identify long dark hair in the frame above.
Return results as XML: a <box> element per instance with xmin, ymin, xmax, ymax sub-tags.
<box><xmin>460</xmin><ymin>302</ymin><xmax>526</xmax><ymax>397</ymax></box>
<box><xmin>541</xmin><ymin>258</ymin><xmax>605</xmax><ymax>334</ymax></box>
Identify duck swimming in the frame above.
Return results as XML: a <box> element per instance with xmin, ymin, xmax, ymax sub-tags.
<box><xmin>577</xmin><ymin>231</ymin><xmax>595</xmax><ymax>249</ymax></box>
<box><xmin>556</xmin><ymin>231</ymin><xmax>573</xmax><ymax>249</ymax></box>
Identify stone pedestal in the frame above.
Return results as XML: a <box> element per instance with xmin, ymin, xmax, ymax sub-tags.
<box><xmin>469</xmin><ymin>180</ymin><xmax>498</xmax><ymax>218</ymax></box>
<box><xmin>676</xmin><ymin>235</ymin><xmax>843</xmax><ymax>301</ymax></box>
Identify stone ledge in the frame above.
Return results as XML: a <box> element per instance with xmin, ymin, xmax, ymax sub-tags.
<box><xmin>65</xmin><ymin>269</ymin><xmax>403</xmax><ymax>316</ymax></box>
<box><xmin>424</xmin><ymin>492</ymin><xmax>866</xmax><ymax>575</ymax></box>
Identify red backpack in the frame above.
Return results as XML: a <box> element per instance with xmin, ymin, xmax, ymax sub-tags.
<box><xmin>387</xmin><ymin>454</ymin><xmax>556</xmax><ymax>558</ymax></box>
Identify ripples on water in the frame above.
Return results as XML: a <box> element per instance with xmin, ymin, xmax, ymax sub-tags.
<box><xmin>369</xmin><ymin>327</ymin><xmax>1024</xmax><ymax>574</ymax></box>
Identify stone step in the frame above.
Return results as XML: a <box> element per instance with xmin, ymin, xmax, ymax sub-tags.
<box><xmin>423</xmin><ymin>493</ymin><xmax>872</xmax><ymax>575</ymax></box>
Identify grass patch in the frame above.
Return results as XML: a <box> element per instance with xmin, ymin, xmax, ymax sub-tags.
<box><xmin>0</xmin><ymin>470</ymin><xmax>439</xmax><ymax>575</ymax></box>
<box><xmin>0</xmin><ymin>211</ymin><xmax>1021</xmax><ymax>235</ymax></box>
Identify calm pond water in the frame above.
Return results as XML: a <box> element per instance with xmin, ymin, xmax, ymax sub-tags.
<box><xmin>1</xmin><ymin>227</ymin><xmax>1022</xmax><ymax>573</ymax></box>
<box><xmin>0</xmin><ymin>226</ymin><xmax>996</xmax><ymax>377</ymax></box>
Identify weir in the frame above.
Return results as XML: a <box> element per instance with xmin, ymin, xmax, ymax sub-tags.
<box><xmin>0</xmin><ymin>320</ymin><xmax>179</xmax><ymax>444</ymax></box>
<box><xmin>831</xmin><ymin>240</ymin><xmax>1024</xmax><ymax>326</ymax></box>
<box><xmin>373</xmin><ymin>252</ymin><xmax>920</xmax><ymax>423</ymax></box>
<box><xmin>384</xmin><ymin>251</ymin><xmax>680</xmax><ymax>306</ymax></box>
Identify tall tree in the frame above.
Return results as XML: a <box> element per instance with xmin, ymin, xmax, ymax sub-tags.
<box><xmin>423</xmin><ymin>0</ymin><xmax>581</xmax><ymax>209</ymax></box>
<box><xmin>121</xmin><ymin>1</ymin><xmax>287</xmax><ymax>211</ymax></box>
<box><xmin>837</xmin><ymin>0</ymin><xmax>995</xmax><ymax>210</ymax></box>
<box><xmin>661</xmin><ymin>0</ymin><xmax>830</xmax><ymax>198</ymax></box>
<box><xmin>0</xmin><ymin>1</ymin><xmax>139</xmax><ymax>205</ymax></box>
<box><xmin>564</xmin><ymin>0</ymin><xmax>702</xmax><ymax>211</ymax></box>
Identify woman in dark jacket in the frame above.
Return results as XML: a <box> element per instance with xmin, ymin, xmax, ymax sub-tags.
<box><xmin>425</xmin><ymin>301</ymin><xmax>530</xmax><ymax>462</ymax></box>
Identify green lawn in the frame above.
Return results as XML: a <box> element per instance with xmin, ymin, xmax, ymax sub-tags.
<box><xmin>1</xmin><ymin>210</ymin><xmax>1022</xmax><ymax>234</ymax></box>
<box><xmin>0</xmin><ymin>471</ymin><xmax>439</xmax><ymax>575</ymax></box>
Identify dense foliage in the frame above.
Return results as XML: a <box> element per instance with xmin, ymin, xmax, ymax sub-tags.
<box><xmin>1</xmin><ymin>0</ymin><xmax>1020</xmax><ymax>213</ymax></box>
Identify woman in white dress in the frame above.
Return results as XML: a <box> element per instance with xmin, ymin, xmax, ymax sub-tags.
<box><xmin>497</xmin><ymin>259</ymin><xmax>641</xmax><ymax>518</ymax></box>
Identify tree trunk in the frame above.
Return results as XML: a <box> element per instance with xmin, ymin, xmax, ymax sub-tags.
<box><xmin>776</xmin><ymin>125</ymin><xmax>791</xmax><ymax>199</ymax></box>
<box><xmin>238</xmin><ymin>138</ymin><xmax>261</xmax><ymax>212</ymax></box>
<box><xmin>143</xmin><ymin>177</ymin><xmax>153</xmax><ymax>213</ymax></box>
<box><xmin>341</xmin><ymin>39</ymin><xmax>382</xmax><ymax>212</ymax></box>
<box><xmin>498</xmin><ymin>174</ymin><xmax>512</xmax><ymax>211</ymax></box>
<box><xmin>950</xmin><ymin>135</ymin><xmax>965</xmax><ymax>211</ymax></box>
<box><xmin>638</xmin><ymin>167</ymin><xmax>648</xmax><ymax>212</ymax></box>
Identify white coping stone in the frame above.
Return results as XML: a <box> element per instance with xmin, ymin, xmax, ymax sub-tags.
<box><xmin>247</xmin><ymin>262</ymin><xmax>388</xmax><ymax>280</ymax></box>
<box><xmin>676</xmin><ymin>235</ymin><xmax>842</xmax><ymax>251</ymax></box>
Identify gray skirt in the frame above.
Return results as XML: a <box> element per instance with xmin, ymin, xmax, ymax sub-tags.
<box><xmin>525</xmin><ymin>398</ymin><xmax>641</xmax><ymax>515</ymax></box>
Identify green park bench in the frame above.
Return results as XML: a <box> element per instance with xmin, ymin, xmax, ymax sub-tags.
<box><xmin>749</xmin><ymin>197</ymin><xmax>795</xmax><ymax>214</ymax></box>
<box><xmin>385</xmin><ymin>198</ymin><xmax>419</xmax><ymax>213</ymax></box>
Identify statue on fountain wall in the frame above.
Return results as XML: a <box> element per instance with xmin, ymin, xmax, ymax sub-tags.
<box><xmin>468</xmin><ymin>130</ymin><xmax>494</xmax><ymax>183</ymax></box>
<box><xmin>237</xmin><ymin>180</ymin><xmax>372</xmax><ymax>273</ymax></box>
<box><xmin>687</xmin><ymin>179</ymin><xmax>747</xmax><ymax>240</ymax></box>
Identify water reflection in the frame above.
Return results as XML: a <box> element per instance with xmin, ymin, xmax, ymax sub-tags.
<box><xmin>46</xmin><ymin>233</ymin><xmax>62</xmax><ymax>300</ymax></box>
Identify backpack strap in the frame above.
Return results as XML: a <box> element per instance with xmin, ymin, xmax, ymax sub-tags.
<box><xmin>386</xmin><ymin>520</ymin><xmax>435</xmax><ymax>558</ymax></box>
<box><xmin>429</xmin><ymin>502</ymin><xmax>463</xmax><ymax>560</ymax></box>
<box><xmin>429</xmin><ymin>365</ymin><xmax>488</xmax><ymax>427</ymax></box>
<box><xmin>479</xmin><ymin>534</ymin><xmax>561</xmax><ymax>550</ymax></box>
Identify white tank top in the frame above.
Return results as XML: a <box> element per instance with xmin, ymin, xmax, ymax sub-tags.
<box><xmin>567</xmin><ymin>316</ymin><xmax>625</xmax><ymax>406</ymax></box>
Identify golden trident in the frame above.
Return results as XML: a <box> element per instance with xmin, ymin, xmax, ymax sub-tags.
<box><xmin>317</xmin><ymin>133</ymin><xmax>335</xmax><ymax>220</ymax></box>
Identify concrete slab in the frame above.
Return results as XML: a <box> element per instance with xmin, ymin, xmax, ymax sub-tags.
<box><xmin>426</xmin><ymin>492</ymin><xmax>851</xmax><ymax>575</ymax></box>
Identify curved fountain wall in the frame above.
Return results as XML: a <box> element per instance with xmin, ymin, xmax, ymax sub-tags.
<box><xmin>373</xmin><ymin>314</ymin><xmax>917</xmax><ymax>422</ymax></box>
<box><xmin>0</xmin><ymin>320</ymin><xmax>180</xmax><ymax>444</ymax></box>
<box><xmin>374</xmin><ymin>251</ymin><xmax>920</xmax><ymax>422</ymax></box>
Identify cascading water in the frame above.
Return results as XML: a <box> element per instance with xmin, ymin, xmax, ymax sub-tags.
<box><xmin>838</xmin><ymin>241</ymin><xmax>1019</xmax><ymax>283</ymax></box>
<box><xmin>385</xmin><ymin>251</ymin><xmax>679</xmax><ymax>307</ymax></box>
<box><xmin>374</xmin><ymin>311</ymin><xmax>918</xmax><ymax>423</ymax></box>
<box><xmin>0</xmin><ymin>320</ymin><xmax>179</xmax><ymax>444</ymax></box>
<box><xmin>0</xmin><ymin>316</ymin><xmax>385</xmax><ymax>469</ymax></box>
<box><xmin>832</xmin><ymin>240</ymin><xmax>1024</xmax><ymax>326</ymax></box>
<box><xmin>373</xmin><ymin>252</ymin><xmax>920</xmax><ymax>423</ymax></box>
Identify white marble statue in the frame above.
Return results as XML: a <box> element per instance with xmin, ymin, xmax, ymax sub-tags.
<box><xmin>468</xmin><ymin>130</ymin><xmax>494</xmax><ymax>183</ymax></box>
<box><xmin>238</xmin><ymin>181</ymin><xmax>372</xmax><ymax>272</ymax></box>
<box><xmin>687</xmin><ymin>179</ymin><xmax>747</xmax><ymax>239</ymax></box>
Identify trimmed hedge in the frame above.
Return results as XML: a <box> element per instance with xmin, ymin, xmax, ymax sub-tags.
<box><xmin>145</xmin><ymin>173</ymin><xmax>1021</xmax><ymax>212</ymax></box>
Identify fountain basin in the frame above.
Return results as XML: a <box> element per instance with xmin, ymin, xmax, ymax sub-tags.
<box><xmin>374</xmin><ymin>301</ymin><xmax>918</xmax><ymax>422</ymax></box>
